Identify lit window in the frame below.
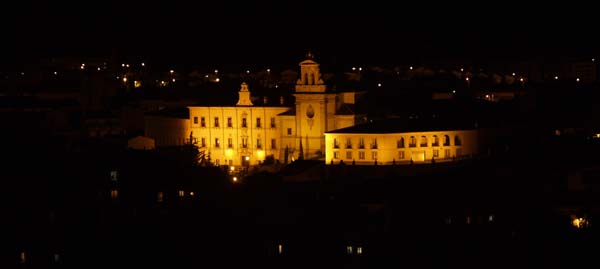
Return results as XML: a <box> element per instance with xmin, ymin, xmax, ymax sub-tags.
<box><xmin>178</xmin><ymin>190</ymin><xmax>185</xmax><ymax>197</ymax></box>
<box><xmin>346</xmin><ymin>151</ymin><xmax>352</xmax><ymax>159</ymax></box>
<box><xmin>359</xmin><ymin>151</ymin><xmax>365</xmax><ymax>160</ymax></box>
<box><xmin>227</xmin><ymin>117</ymin><xmax>232</xmax><ymax>127</ymax></box>
<box><xmin>201</xmin><ymin>138</ymin><xmax>206</xmax><ymax>147</ymax></box>
<box><xmin>443</xmin><ymin>135</ymin><xmax>450</xmax><ymax>146</ymax></box>
<box><xmin>346</xmin><ymin>246</ymin><xmax>353</xmax><ymax>254</ymax></box>
<box><xmin>432</xmin><ymin>135</ymin><xmax>439</xmax><ymax>146</ymax></box>
<box><xmin>215</xmin><ymin>138</ymin><xmax>220</xmax><ymax>148</ymax></box>
<box><xmin>358</xmin><ymin>138</ymin><xmax>365</xmax><ymax>149</ymax></box>
<box><xmin>356</xmin><ymin>247</ymin><xmax>363</xmax><ymax>255</ymax></box>
<box><xmin>433</xmin><ymin>149</ymin><xmax>439</xmax><ymax>158</ymax></box>
<box><xmin>488</xmin><ymin>214</ymin><xmax>494</xmax><ymax>222</ymax></box>
<box><xmin>398</xmin><ymin>151</ymin><xmax>405</xmax><ymax>159</ymax></box>
<box><xmin>333</xmin><ymin>138</ymin><xmax>339</xmax><ymax>148</ymax></box>
<box><xmin>346</xmin><ymin>138</ymin><xmax>352</xmax><ymax>149</ymax></box>
<box><xmin>110</xmin><ymin>170</ymin><xmax>118</xmax><ymax>181</ymax></box>
<box><xmin>334</xmin><ymin>151</ymin><xmax>340</xmax><ymax>159</ymax></box>
<box><xmin>371</xmin><ymin>151</ymin><xmax>377</xmax><ymax>160</ymax></box>
<box><xmin>110</xmin><ymin>189</ymin><xmax>118</xmax><ymax>199</ymax></box>
<box><xmin>157</xmin><ymin>192</ymin><xmax>164</xmax><ymax>203</ymax></box>
<box><xmin>444</xmin><ymin>149</ymin><xmax>451</xmax><ymax>158</ymax></box>
<box><xmin>371</xmin><ymin>138</ymin><xmax>378</xmax><ymax>149</ymax></box>
<box><xmin>420</xmin><ymin>136</ymin><xmax>427</xmax><ymax>147</ymax></box>
<box><xmin>228</xmin><ymin>138</ymin><xmax>233</xmax><ymax>148</ymax></box>
<box><xmin>278</xmin><ymin>244</ymin><xmax>283</xmax><ymax>254</ymax></box>
<box><xmin>409</xmin><ymin>136</ymin><xmax>417</xmax><ymax>147</ymax></box>
<box><xmin>242</xmin><ymin>138</ymin><xmax>248</xmax><ymax>148</ymax></box>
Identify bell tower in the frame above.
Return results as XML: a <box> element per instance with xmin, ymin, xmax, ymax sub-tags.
<box><xmin>236</xmin><ymin>82</ymin><xmax>253</xmax><ymax>106</ymax></box>
<box><xmin>295</xmin><ymin>51</ymin><xmax>326</xmax><ymax>93</ymax></box>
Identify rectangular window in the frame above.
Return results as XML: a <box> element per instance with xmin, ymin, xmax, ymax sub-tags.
<box><xmin>334</xmin><ymin>151</ymin><xmax>340</xmax><ymax>159</ymax></box>
<box><xmin>372</xmin><ymin>151</ymin><xmax>378</xmax><ymax>160</ymax></box>
<box><xmin>228</xmin><ymin>138</ymin><xmax>233</xmax><ymax>148</ymax></box>
<box><xmin>359</xmin><ymin>151</ymin><xmax>365</xmax><ymax>160</ymax></box>
<box><xmin>215</xmin><ymin>138</ymin><xmax>220</xmax><ymax>147</ymax></box>
<box><xmin>215</xmin><ymin>159</ymin><xmax>220</xmax><ymax>166</ymax></box>
<box><xmin>271</xmin><ymin>139</ymin><xmax>276</xmax><ymax>149</ymax></box>
<box><xmin>256</xmin><ymin>118</ymin><xmax>261</xmax><ymax>128</ymax></box>
<box><xmin>420</xmin><ymin>136</ymin><xmax>427</xmax><ymax>147</ymax></box>
<box><xmin>214</xmin><ymin>117</ymin><xmax>219</xmax><ymax>127</ymax></box>
<box><xmin>193</xmin><ymin>116</ymin><xmax>198</xmax><ymax>124</ymax></box>
<box><xmin>409</xmin><ymin>136</ymin><xmax>417</xmax><ymax>147</ymax></box>
<box><xmin>242</xmin><ymin>118</ymin><xmax>247</xmax><ymax>128</ymax></box>
<box><xmin>270</xmin><ymin>117</ymin><xmax>276</xmax><ymax>128</ymax></box>
<box><xmin>397</xmin><ymin>138</ymin><xmax>404</xmax><ymax>148</ymax></box>
<box><xmin>445</xmin><ymin>149</ymin><xmax>451</xmax><ymax>158</ymax></box>
<box><xmin>287</xmin><ymin>128</ymin><xmax>292</xmax><ymax>135</ymax></box>
<box><xmin>399</xmin><ymin>151</ymin><xmax>405</xmax><ymax>159</ymax></box>
<box><xmin>333</xmin><ymin>138</ymin><xmax>339</xmax><ymax>148</ymax></box>
<box><xmin>345</xmin><ymin>138</ymin><xmax>352</xmax><ymax>149</ymax></box>
<box><xmin>201</xmin><ymin>117</ymin><xmax>206</xmax><ymax>127</ymax></box>
<box><xmin>433</xmin><ymin>149</ymin><xmax>439</xmax><ymax>158</ymax></box>
<box><xmin>256</xmin><ymin>139</ymin><xmax>262</xmax><ymax>149</ymax></box>
<box><xmin>358</xmin><ymin>138</ymin><xmax>365</xmax><ymax>149</ymax></box>
<box><xmin>227</xmin><ymin>117</ymin><xmax>232</xmax><ymax>127</ymax></box>
<box><xmin>371</xmin><ymin>138</ymin><xmax>378</xmax><ymax>149</ymax></box>
<box><xmin>242</xmin><ymin>138</ymin><xmax>248</xmax><ymax>148</ymax></box>
<box><xmin>201</xmin><ymin>138</ymin><xmax>206</xmax><ymax>147</ymax></box>
<box><xmin>346</xmin><ymin>151</ymin><xmax>352</xmax><ymax>160</ymax></box>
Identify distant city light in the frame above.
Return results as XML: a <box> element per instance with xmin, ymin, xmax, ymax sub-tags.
<box><xmin>126</xmin><ymin>64</ymin><xmax>130</xmax><ymax>68</ymax></box>
<box><xmin>377</xmin><ymin>83</ymin><xmax>382</xmax><ymax>87</ymax></box>
<box><xmin>409</xmin><ymin>66</ymin><xmax>413</xmax><ymax>70</ymax></box>
<box><xmin>275</xmin><ymin>85</ymin><xmax>279</xmax><ymax>88</ymax></box>
<box><xmin>246</xmin><ymin>70</ymin><xmax>250</xmax><ymax>74</ymax></box>
<box><xmin>141</xmin><ymin>62</ymin><xmax>145</xmax><ymax>67</ymax></box>
<box><xmin>214</xmin><ymin>69</ymin><xmax>218</xmax><ymax>73</ymax></box>
<box><xmin>215</xmin><ymin>78</ymin><xmax>220</xmax><ymax>82</ymax></box>
<box><xmin>357</xmin><ymin>247</ymin><xmax>363</xmax><ymax>255</ymax></box>
<box><xmin>267</xmin><ymin>68</ymin><xmax>271</xmax><ymax>72</ymax></box>
<box><xmin>577</xmin><ymin>78</ymin><xmax>580</xmax><ymax>82</ymax></box>
<box><xmin>172</xmin><ymin>78</ymin><xmax>176</xmax><ymax>82</ymax></box>
<box><xmin>189</xmin><ymin>191</ymin><xmax>194</xmax><ymax>196</ymax></box>
<box><xmin>121</xmin><ymin>63</ymin><xmax>125</xmax><ymax>67</ymax></box>
<box><xmin>116</xmin><ymin>76</ymin><xmax>120</xmax><ymax>79</ymax></box>
<box><xmin>485</xmin><ymin>94</ymin><xmax>490</xmax><ymax>98</ymax></box>
<box><xmin>460</xmin><ymin>68</ymin><xmax>464</xmax><ymax>72</ymax></box>
<box><xmin>555</xmin><ymin>76</ymin><xmax>559</xmax><ymax>80</ymax></box>
<box><xmin>53</xmin><ymin>71</ymin><xmax>57</xmax><ymax>75</ymax></box>
<box><xmin>123</xmin><ymin>77</ymin><xmax>128</xmax><ymax>83</ymax></box>
<box><xmin>358</xmin><ymin>67</ymin><xmax>362</xmax><ymax>71</ymax></box>
<box><xmin>20</xmin><ymin>72</ymin><xmax>24</xmax><ymax>76</ymax></box>
<box><xmin>593</xmin><ymin>58</ymin><xmax>596</xmax><ymax>62</ymax></box>
<box><xmin>170</xmin><ymin>70</ymin><xmax>174</xmax><ymax>74</ymax></box>
<box><xmin>205</xmin><ymin>75</ymin><xmax>209</xmax><ymax>78</ymax></box>
<box><xmin>352</xmin><ymin>67</ymin><xmax>356</xmax><ymax>71</ymax></box>
<box><xmin>452</xmin><ymin>90</ymin><xmax>456</xmax><ymax>94</ymax></box>
<box><xmin>233</xmin><ymin>176</ymin><xmax>238</xmax><ymax>182</ymax></box>
<box><xmin>465</xmin><ymin>77</ymin><xmax>469</xmax><ymax>81</ymax></box>
<box><xmin>512</xmin><ymin>72</ymin><xmax>516</xmax><ymax>76</ymax></box>
<box><xmin>97</xmin><ymin>67</ymin><xmax>101</xmax><ymax>71</ymax></box>
<box><xmin>520</xmin><ymin>78</ymin><xmax>524</xmax><ymax>82</ymax></box>
<box><xmin>230</xmin><ymin>166</ymin><xmax>235</xmax><ymax>171</ymax></box>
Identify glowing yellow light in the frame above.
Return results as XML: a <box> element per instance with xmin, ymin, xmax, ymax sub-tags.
<box><xmin>230</xmin><ymin>166</ymin><xmax>235</xmax><ymax>171</ymax></box>
<box><xmin>110</xmin><ymin>189</ymin><xmax>118</xmax><ymax>199</ymax></box>
<box><xmin>172</xmin><ymin>78</ymin><xmax>176</xmax><ymax>82</ymax></box>
<box><xmin>141</xmin><ymin>62</ymin><xmax>145</xmax><ymax>67</ymax></box>
<box><xmin>346</xmin><ymin>246</ymin><xmax>353</xmax><ymax>254</ymax></box>
<box><xmin>576</xmin><ymin>78</ymin><xmax>580</xmax><ymax>82</ymax></box>
<box><xmin>134</xmin><ymin>80</ymin><xmax>141</xmax><ymax>88</ymax></box>
<box><xmin>215</xmin><ymin>78</ymin><xmax>220</xmax><ymax>82</ymax></box>
<box><xmin>123</xmin><ymin>77</ymin><xmax>128</xmax><ymax>83</ymax></box>
<box><xmin>178</xmin><ymin>190</ymin><xmax>185</xmax><ymax>197</ymax></box>
<box><xmin>409</xmin><ymin>66</ymin><xmax>413</xmax><ymax>70</ymax></box>
<box><xmin>555</xmin><ymin>76</ymin><xmax>559</xmax><ymax>80</ymax></box>
<box><xmin>460</xmin><ymin>68</ymin><xmax>464</xmax><ymax>72</ymax></box>
<box><xmin>267</xmin><ymin>68</ymin><xmax>271</xmax><ymax>72</ymax></box>
<box><xmin>357</xmin><ymin>247</ymin><xmax>363</xmax><ymax>255</ymax></box>
<box><xmin>233</xmin><ymin>177</ymin><xmax>238</xmax><ymax>182</ymax></box>
<box><xmin>485</xmin><ymin>94</ymin><xmax>489</xmax><ymax>98</ymax></box>
<box><xmin>170</xmin><ymin>70</ymin><xmax>174</xmax><ymax>74</ymax></box>
<box><xmin>571</xmin><ymin>216</ymin><xmax>589</xmax><ymax>229</ymax></box>
<box><xmin>189</xmin><ymin>191</ymin><xmax>194</xmax><ymax>196</ymax></box>
<box><xmin>352</xmin><ymin>67</ymin><xmax>356</xmax><ymax>71</ymax></box>
<box><xmin>245</xmin><ymin>156</ymin><xmax>250</xmax><ymax>161</ymax></box>
<box><xmin>520</xmin><ymin>78</ymin><xmax>524</xmax><ymax>82</ymax></box>
<box><xmin>278</xmin><ymin>244</ymin><xmax>283</xmax><ymax>254</ymax></box>
<box><xmin>512</xmin><ymin>72</ymin><xmax>516</xmax><ymax>76</ymax></box>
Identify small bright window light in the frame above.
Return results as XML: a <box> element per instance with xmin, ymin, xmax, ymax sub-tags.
<box><xmin>178</xmin><ymin>190</ymin><xmax>185</xmax><ymax>197</ymax></box>
<box><xmin>233</xmin><ymin>176</ymin><xmax>238</xmax><ymax>182</ymax></box>
<box><xmin>170</xmin><ymin>70</ymin><xmax>174</xmax><ymax>74</ymax></box>
<box><xmin>357</xmin><ymin>247</ymin><xmax>363</xmax><ymax>255</ymax></box>
<box><xmin>278</xmin><ymin>244</ymin><xmax>283</xmax><ymax>254</ymax></box>
<box><xmin>230</xmin><ymin>166</ymin><xmax>235</xmax><ymax>171</ymax></box>
<box><xmin>555</xmin><ymin>76</ymin><xmax>559</xmax><ymax>80</ymax></box>
<box><xmin>358</xmin><ymin>67</ymin><xmax>362</xmax><ymax>71</ymax></box>
<box><xmin>352</xmin><ymin>67</ymin><xmax>356</xmax><ymax>71</ymax></box>
<box><xmin>141</xmin><ymin>62</ymin><xmax>145</xmax><ymax>67</ymax></box>
<box><xmin>346</xmin><ymin>246</ymin><xmax>353</xmax><ymax>254</ymax></box>
<box><xmin>377</xmin><ymin>83</ymin><xmax>382</xmax><ymax>87</ymax></box>
<box><xmin>245</xmin><ymin>156</ymin><xmax>250</xmax><ymax>161</ymax></box>
<box><xmin>215</xmin><ymin>78</ymin><xmax>220</xmax><ymax>82</ymax></box>
<box><xmin>246</xmin><ymin>70</ymin><xmax>250</xmax><ymax>74</ymax></box>
<box><xmin>576</xmin><ymin>78</ymin><xmax>580</xmax><ymax>82</ymax></box>
<box><xmin>460</xmin><ymin>68</ymin><xmax>464</xmax><ymax>72</ymax></box>
<box><xmin>409</xmin><ymin>66</ymin><xmax>413</xmax><ymax>70</ymax></box>
<box><xmin>512</xmin><ymin>72</ymin><xmax>516</xmax><ymax>76</ymax></box>
<box><xmin>54</xmin><ymin>71</ymin><xmax>58</xmax><ymax>75</ymax></box>
<box><xmin>189</xmin><ymin>191</ymin><xmax>194</xmax><ymax>196</ymax></box>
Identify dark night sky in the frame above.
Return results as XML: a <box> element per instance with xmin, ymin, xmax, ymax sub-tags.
<box><xmin>6</xmin><ymin>1</ymin><xmax>600</xmax><ymax>66</ymax></box>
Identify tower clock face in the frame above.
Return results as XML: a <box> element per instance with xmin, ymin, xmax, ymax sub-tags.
<box><xmin>306</xmin><ymin>105</ymin><xmax>315</xmax><ymax>118</ymax></box>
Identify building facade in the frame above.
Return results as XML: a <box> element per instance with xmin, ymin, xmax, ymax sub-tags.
<box><xmin>186</xmin><ymin>54</ymin><xmax>364</xmax><ymax>166</ymax></box>
<box><xmin>325</xmin><ymin>124</ymin><xmax>478</xmax><ymax>165</ymax></box>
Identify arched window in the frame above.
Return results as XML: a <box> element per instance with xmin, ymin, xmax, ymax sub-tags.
<box><xmin>397</xmin><ymin>137</ymin><xmax>405</xmax><ymax>148</ymax></box>
<box><xmin>454</xmin><ymin>135</ymin><xmax>462</xmax><ymax>146</ymax></box>
<box><xmin>420</xmin><ymin>136</ymin><xmax>427</xmax><ymax>147</ymax></box>
<box><xmin>409</xmin><ymin>136</ymin><xmax>417</xmax><ymax>147</ymax></box>
<box><xmin>432</xmin><ymin>135</ymin><xmax>439</xmax><ymax>146</ymax></box>
<box><xmin>443</xmin><ymin>135</ymin><xmax>450</xmax><ymax>146</ymax></box>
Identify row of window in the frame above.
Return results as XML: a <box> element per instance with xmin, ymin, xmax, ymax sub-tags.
<box><xmin>193</xmin><ymin>116</ymin><xmax>276</xmax><ymax>128</ymax></box>
<box><xmin>333</xmin><ymin>149</ymin><xmax>462</xmax><ymax>160</ymax></box>
<box><xmin>332</xmin><ymin>135</ymin><xmax>462</xmax><ymax>149</ymax></box>
<box><xmin>198</xmin><ymin>137</ymin><xmax>277</xmax><ymax>149</ymax></box>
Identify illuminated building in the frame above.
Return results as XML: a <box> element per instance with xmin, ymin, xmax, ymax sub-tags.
<box><xmin>325</xmin><ymin>119</ymin><xmax>479</xmax><ymax>165</ymax></box>
<box><xmin>186</xmin><ymin>53</ymin><xmax>364</xmax><ymax>166</ymax></box>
